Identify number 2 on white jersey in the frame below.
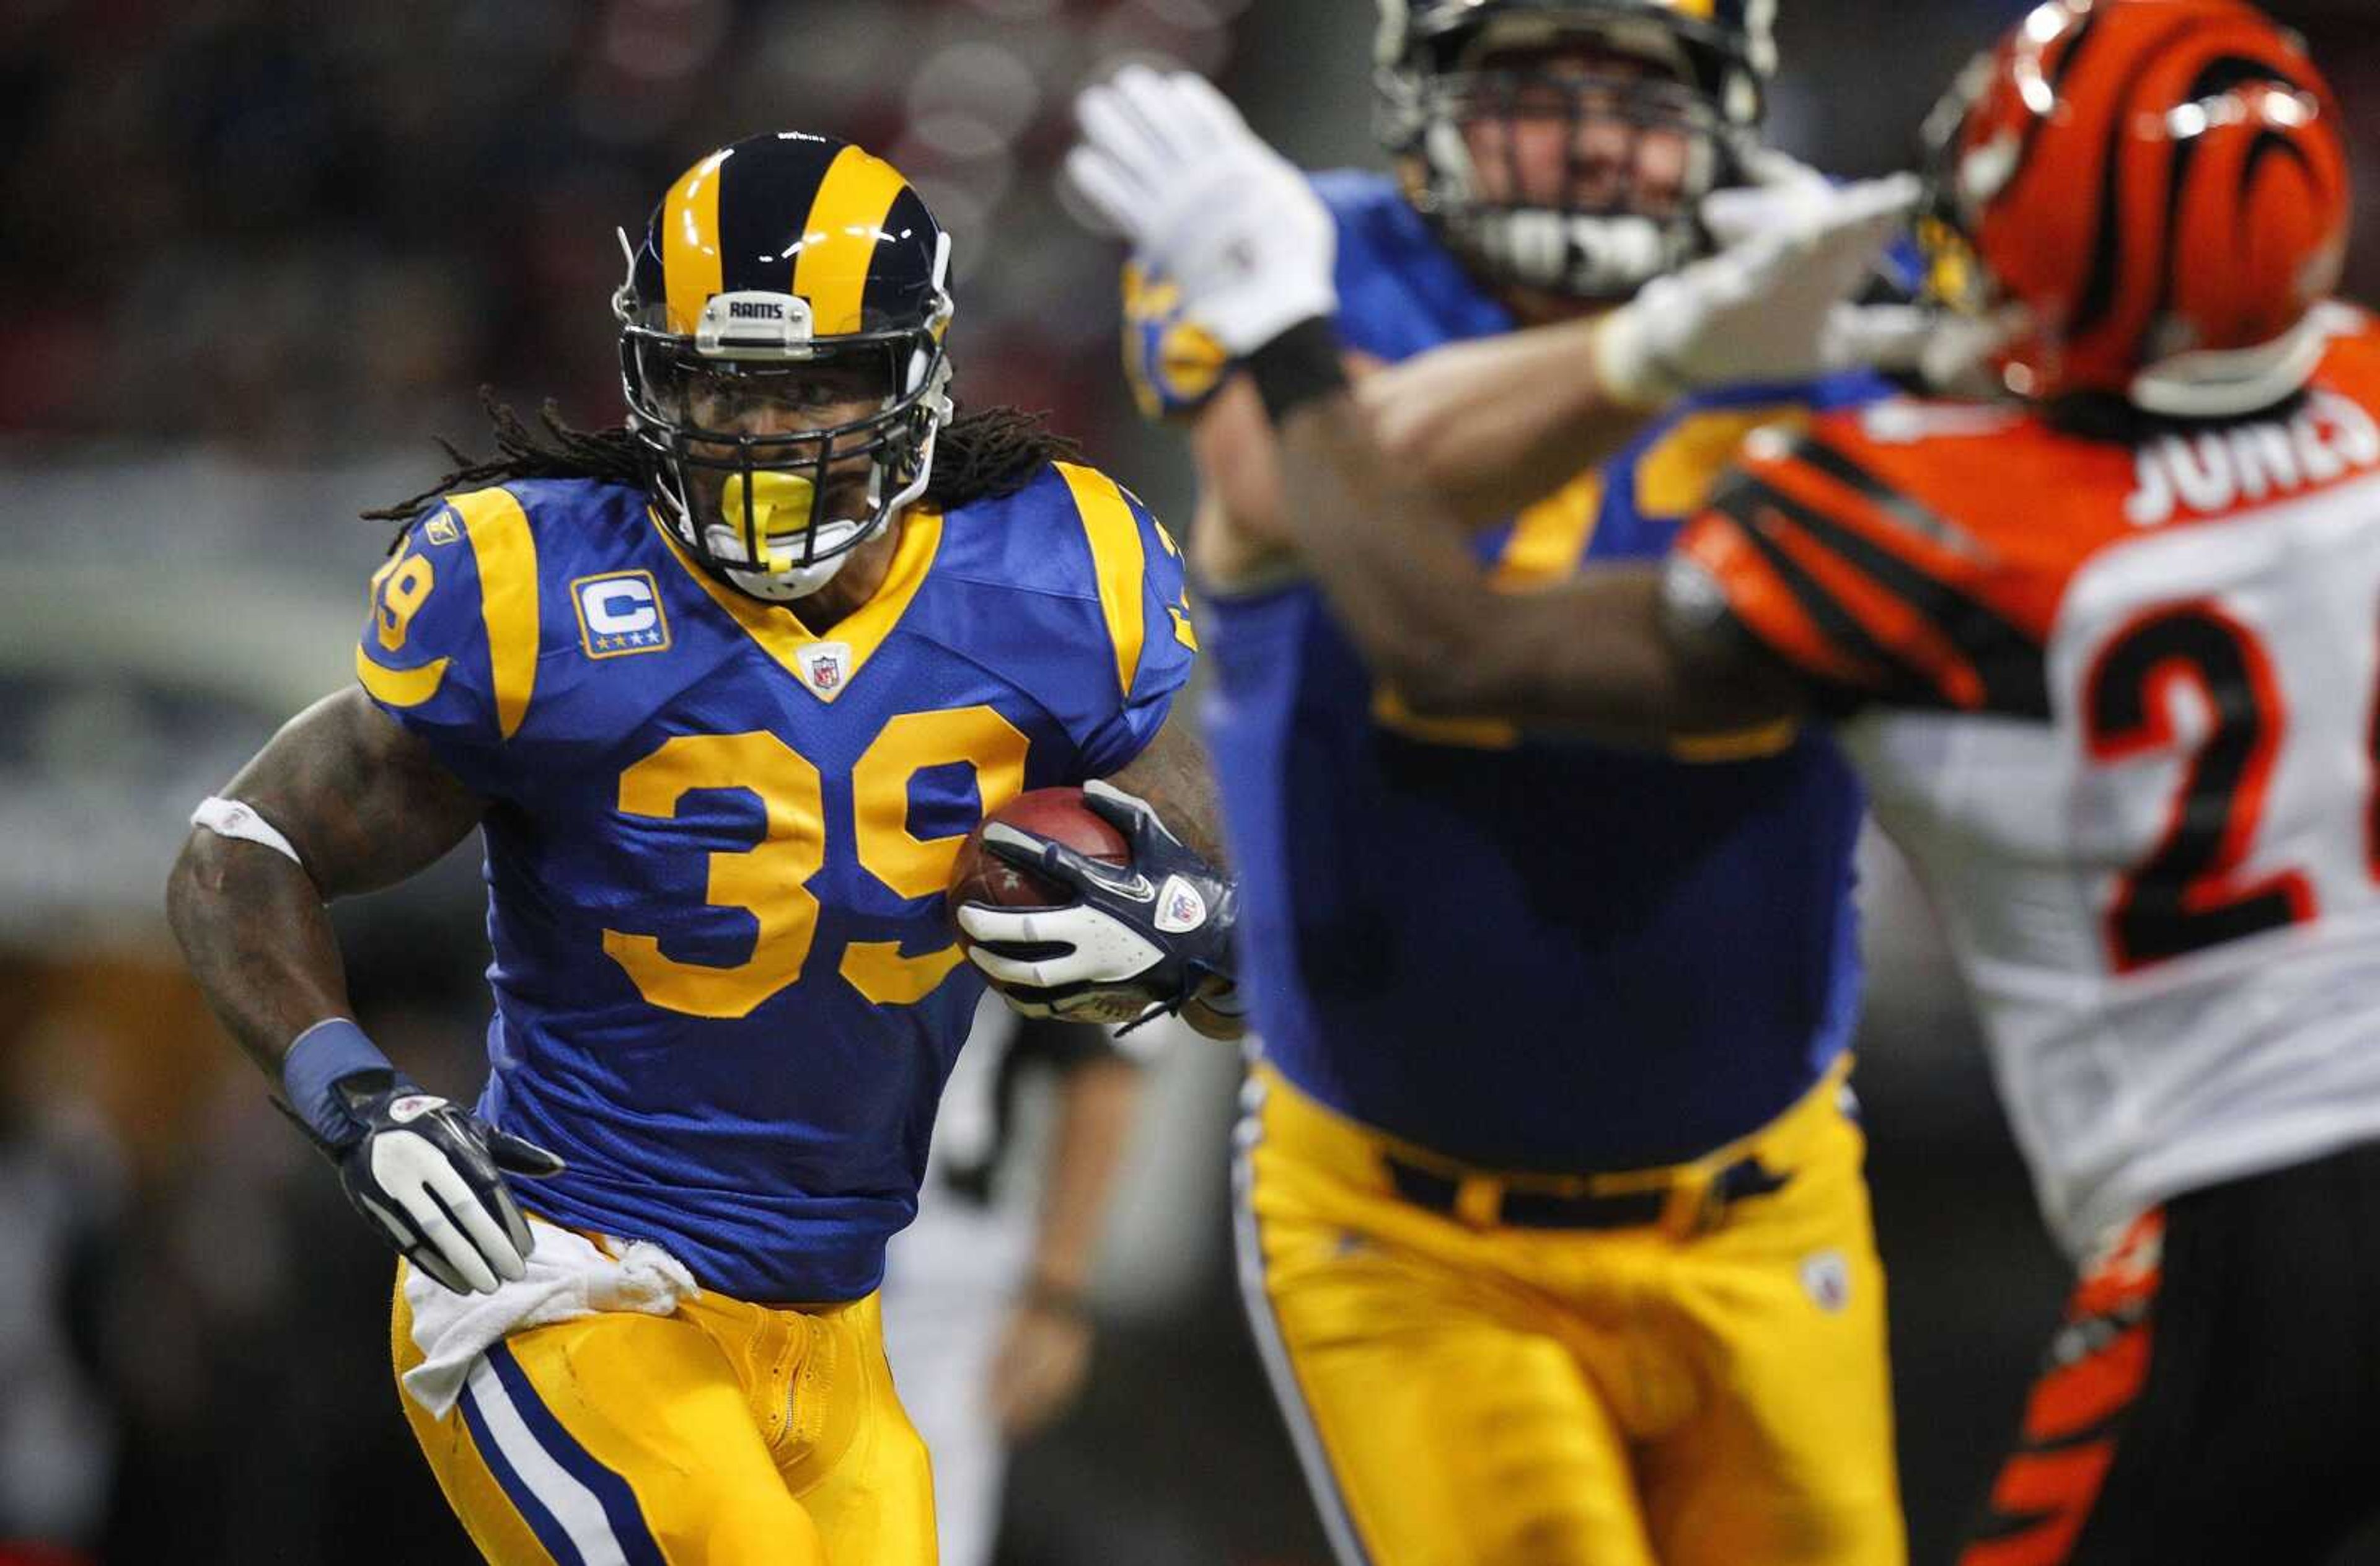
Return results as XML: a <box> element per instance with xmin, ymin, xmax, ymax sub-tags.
<box><xmin>2082</xmin><ymin>596</ymin><xmax>2370</xmax><ymax>973</ymax></box>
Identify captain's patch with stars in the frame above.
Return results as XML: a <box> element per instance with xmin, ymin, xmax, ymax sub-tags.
<box><xmin>572</xmin><ymin>571</ymin><xmax>672</xmax><ymax>659</ymax></box>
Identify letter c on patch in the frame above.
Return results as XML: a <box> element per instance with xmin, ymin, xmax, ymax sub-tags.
<box><xmin>584</xmin><ymin>579</ymin><xmax>658</xmax><ymax>635</ymax></box>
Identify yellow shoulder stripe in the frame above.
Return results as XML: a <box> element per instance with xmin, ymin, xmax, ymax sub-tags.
<box><xmin>449</xmin><ymin>488</ymin><xmax>542</xmax><ymax>740</ymax></box>
<box><xmin>1057</xmin><ymin>464</ymin><xmax>1147</xmax><ymax>700</ymax></box>
<box><xmin>355</xmin><ymin>646</ymin><xmax>449</xmax><ymax>708</ymax></box>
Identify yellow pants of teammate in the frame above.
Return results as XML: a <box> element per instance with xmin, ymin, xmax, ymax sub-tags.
<box><xmin>391</xmin><ymin>1273</ymin><xmax>935</xmax><ymax>1565</ymax></box>
<box><xmin>1236</xmin><ymin>1058</ymin><xmax>1905</xmax><ymax>1566</ymax></box>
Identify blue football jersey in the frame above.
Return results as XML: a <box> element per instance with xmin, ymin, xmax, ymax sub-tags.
<box><xmin>1129</xmin><ymin>170</ymin><xmax>1879</xmax><ymax>1171</ymax></box>
<box><xmin>355</xmin><ymin>464</ymin><xmax>1194</xmax><ymax>1301</ymax></box>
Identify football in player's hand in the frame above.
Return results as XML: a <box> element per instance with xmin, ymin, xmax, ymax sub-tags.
<box><xmin>948</xmin><ymin>790</ymin><xmax>1161</xmax><ymax>1025</ymax></box>
<box><xmin>947</xmin><ymin>788</ymin><xmax>1130</xmax><ymax>915</ymax></box>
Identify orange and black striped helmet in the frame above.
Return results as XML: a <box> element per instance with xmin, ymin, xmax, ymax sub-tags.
<box><xmin>1921</xmin><ymin>0</ymin><xmax>2349</xmax><ymax>415</ymax></box>
<box><xmin>615</xmin><ymin>133</ymin><xmax>954</xmax><ymax>602</ymax></box>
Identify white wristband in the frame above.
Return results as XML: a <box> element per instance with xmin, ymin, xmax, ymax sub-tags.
<box><xmin>1588</xmin><ymin>302</ymin><xmax>1680</xmax><ymax>413</ymax></box>
<box><xmin>191</xmin><ymin>796</ymin><xmax>304</xmax><ymax>867</ymax></box>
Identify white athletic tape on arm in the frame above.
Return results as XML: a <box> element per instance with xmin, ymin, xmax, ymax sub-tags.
<box><xmin>191</xmin><ymin>795</ymin><xmax>304</xmax><ymax>867</ymax></box>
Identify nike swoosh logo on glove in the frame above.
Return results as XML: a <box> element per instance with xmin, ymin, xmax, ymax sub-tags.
<box><xmin>1075</xmin><ymin>861</ymin><xmax>1157</xmax><ymax>902</ymax></box>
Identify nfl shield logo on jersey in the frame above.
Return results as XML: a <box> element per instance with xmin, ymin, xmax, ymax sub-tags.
<box><xmin>797</xmin><ymin>642</ymin><xmax>852</xmax><ymax>697</ymax></box>
<box><xmin>1800</xmin><ymin>1248</ymin><xmax>1851</xmax><ymax>1313</ymax></box>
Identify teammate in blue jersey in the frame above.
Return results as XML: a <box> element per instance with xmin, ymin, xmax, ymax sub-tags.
<box><xmin>165</xmin><ymin>132</ymin><xmax>1238</xmax><ymax>1565</ymax></box>
<box><xmin>1072</xmin><ymin>6</ymin><xmax>1908</xmax><ymax>1562</ymax></box>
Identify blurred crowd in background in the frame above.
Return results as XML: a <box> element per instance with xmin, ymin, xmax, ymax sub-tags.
<box><xmin>4</xmin><ymin>1</ymin><xmax>2380</xmax><ymax>1562</ymax></box>
<box><xmin>0</xmin><ymin>0</ymin><xmax>1262</xmax><ymax>462</ymax></box>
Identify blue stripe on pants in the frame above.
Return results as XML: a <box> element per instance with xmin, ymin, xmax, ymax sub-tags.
<box><xmin>483</xmin><ymin>1342</ymin><xmax>668</xmax><ymax>1566</ymax></box>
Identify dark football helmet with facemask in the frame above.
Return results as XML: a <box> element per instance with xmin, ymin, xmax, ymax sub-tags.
<box><xmin>1377</xmin><ymin>0</ymin><xmax>1778</xmax><ymax>301</ymax></box>
<box><xmin>615</xmin><ymin>131</ymin><xmax>955</xmax><ymax>602</ymax></box>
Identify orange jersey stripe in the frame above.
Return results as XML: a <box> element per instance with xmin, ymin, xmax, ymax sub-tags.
<box><xmin>1676</xmin><ymin>509</ymin><xmax>1890</xmax><ymax>695</ymax></box>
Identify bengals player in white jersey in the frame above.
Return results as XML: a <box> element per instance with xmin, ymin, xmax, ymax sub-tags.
<box><xmin>1107</xmin><ymin>0</ymin><xmax>2379</xmax><ymax>1559</ymax></box>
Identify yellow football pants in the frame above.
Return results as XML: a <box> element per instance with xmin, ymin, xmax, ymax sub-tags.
<box><xmin>1236</xmin><ymin>1060</ymin><xmax>1905</xmax><ymax>1566</ymax></box>
<box><xmin>392</xmin><ymin>1271</ymin><xmax>935</xmax><ymax>1566</ymax></box>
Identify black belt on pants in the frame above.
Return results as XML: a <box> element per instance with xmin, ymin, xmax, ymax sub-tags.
<box><xmin>1383</xmin><ymin>1150</ymin><xmax>1793</xmax><ymax>1231</ymax></box>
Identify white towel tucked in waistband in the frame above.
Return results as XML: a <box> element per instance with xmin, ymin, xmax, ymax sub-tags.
<box><xmin>400</xmin><ymin>1215</ymin><xmax>701</xmax><ymax>1419</ymax></box>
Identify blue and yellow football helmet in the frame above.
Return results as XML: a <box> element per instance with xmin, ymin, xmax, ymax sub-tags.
<box><xmin>615</xmin><ymin>132</ymin><xmax>955</xmax><ymax>602</ymax></box>
<box><xmin>1375</xmin><ymin>0</ymin><xmax>1779</xmax><ymax>299</ymax></box>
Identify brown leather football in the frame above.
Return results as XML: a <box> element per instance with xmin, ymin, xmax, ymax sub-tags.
<box><xmin>945</xmin><ymin>787</ymin><xmax>1131</xmax><ymax>922</ymax></box>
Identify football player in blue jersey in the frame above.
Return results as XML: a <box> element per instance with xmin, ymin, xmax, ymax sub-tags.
<box><xmin>1071</xmin><ymin>5</ymin><xmax>1910</xmax><ymax>1563</ymax></box>
<box><xmin>165</xmin><ymin>131</ymin><xmax>1238</xmax><ymax>1565</ymax></box>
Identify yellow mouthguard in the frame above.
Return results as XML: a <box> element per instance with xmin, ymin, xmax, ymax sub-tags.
<box><xmin>723</xmin><ymin>471</ymin><xmax>817</xmax><ymax>568</ymax></box>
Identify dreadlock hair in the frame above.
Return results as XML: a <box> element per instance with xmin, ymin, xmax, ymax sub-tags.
<box><xmin>364</xmin><ymin>387</ymin><xmax>1083</xmax><ymax>547</ymax></box>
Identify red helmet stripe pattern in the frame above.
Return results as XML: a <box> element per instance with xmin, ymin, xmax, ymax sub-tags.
<box><xmin>2052</xmin><ymin>15</ymin><xmax>2206</xmax><ymax>349</ymax></box>
<box><xmin>2169</xmin><ymin>58</ymin><xmax>2342</xmax><ymax>347</ymax></box>
<box><xmin>2014</xmin><ymin>3</ymin><xmax>2105</xmax><ymax>172</ymax></box>
<box><xmin>1956</xmin><ymin>0</ymin><xmax>2350</xmax><ymax>400</ymax></box>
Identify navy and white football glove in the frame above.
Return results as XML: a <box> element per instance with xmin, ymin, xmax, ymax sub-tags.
<box><xmin>278</xmin><ymin>1020</ymin><xmax>562</xmax><ymax>1295</ymax></box>
<box><xmin>956</xmin><ymin>780</ymin><xmax>1238</xmax><ymax>1027</ymax></box>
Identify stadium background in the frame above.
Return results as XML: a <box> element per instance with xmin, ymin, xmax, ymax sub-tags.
<box><xmin>2</xmin><ymin>1</ymin><xmax>2376</xmax><ymax>1560</ymax></box>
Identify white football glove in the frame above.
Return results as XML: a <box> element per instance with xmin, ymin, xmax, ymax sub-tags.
<box><xmin>1066</xmin><ymin>66</ymin><xmax>1337</xmax><ymax>355</ymax></box>
<box><xmin>1592</xmin><ymin>169</ymin><xmax>1924</xmax><ymax>408</ymax></box>
<box><xmin>1825</xmin><ymin>301</ymin><xmax>2029</xmax><ymax>399</ymax></box>
<box><xmin>1729</xmin><ymin>153</ymin><xmax>2019</xmax><ymax>398</ymax></box>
